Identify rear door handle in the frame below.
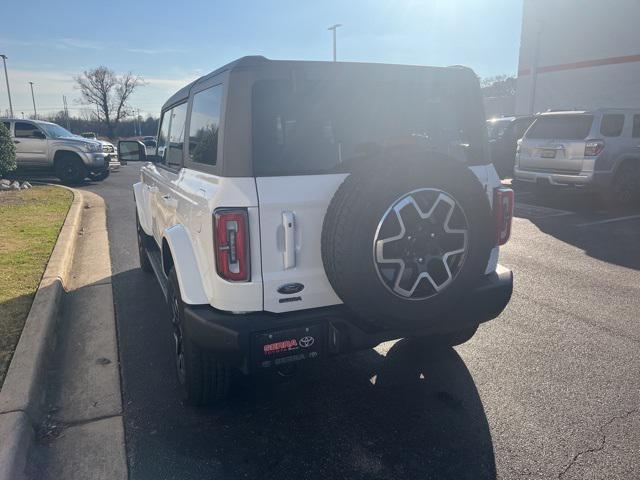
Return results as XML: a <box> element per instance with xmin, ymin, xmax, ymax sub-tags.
<box><xmin>282</xmin><ymin>211</ymin><xmax>296</xmax><ymax>269</ymax></box>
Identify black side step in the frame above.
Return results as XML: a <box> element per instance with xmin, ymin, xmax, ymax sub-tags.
<box><xmin>145</xmin><ymin>244</ymin><xmax>169</xmax><ymax>301</ymax></box>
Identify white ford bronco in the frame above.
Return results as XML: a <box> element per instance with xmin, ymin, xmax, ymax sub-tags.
<box><xmin>121</xmin><ymin>57</ymin><xmax>514</xmax><ymax>405</ymax></box>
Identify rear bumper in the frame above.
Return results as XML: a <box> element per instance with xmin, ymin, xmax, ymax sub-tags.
<box><xmin>183</xmin><ymin>266</ymin><xmax>513</xmax><ymax>373</ymax></box>
<box><xmin>81</xmin><ymin>152</ymin><xmax>110</xmax><ymax>173</ymax></box>
<box><xmin>514</xmin><ymin>167</ymin><xmax>614</xmax><ymax>190</ymax></box>
<box><xmin>514</xmin><ymin>166</ymin><xmax>593</xmax><ymax>186</ymax></box>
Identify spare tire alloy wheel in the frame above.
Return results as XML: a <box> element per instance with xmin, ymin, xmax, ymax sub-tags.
<box><xmin>374</xmin><ymin>188</ymin><xmax>468</xmax><ymax>300</ymax></box>
<box><xmin>321</xmin><ymin>157</ymin><xmax>492</xmax><ymax>331</ymax></box>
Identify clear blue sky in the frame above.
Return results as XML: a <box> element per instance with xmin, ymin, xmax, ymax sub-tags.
<box><xmin>1</xmin><ymin>0</ymin><xmax>523</xmax><ymax>119</ymax></box>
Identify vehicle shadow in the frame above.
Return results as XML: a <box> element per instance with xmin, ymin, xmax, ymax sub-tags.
<box><xmin>515</xmin><ymin>186</ymin><xmax>640</xmax><ymax>270</ymax></box>
<box><xmin>118</xmin><ymin>262</ymin><xmax>497</xmax><ymax>480</ymax></box>
<box><xmin>217</xmin><ymin>341</ymin><xmax>497</xmax><ymax>480</ymax></box>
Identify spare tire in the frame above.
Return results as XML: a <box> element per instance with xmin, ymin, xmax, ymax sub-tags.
<box><xmin>321</xmin><ymin>154</ymin><xmax>493</xmax><ymax>331</ymax></box>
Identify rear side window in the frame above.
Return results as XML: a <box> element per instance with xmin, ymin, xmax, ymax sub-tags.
<box><xmin>633</xmin><ymin>115</ymin><xmax>640</xmax><ymax>138</ymax></box>
<box><xmin>600</xmin><ymin>114</ymin><xmax>625</xmax><ymax>137</ymax></box>
<box><xmin>188</xmin><ymin>85</ymin><xmax>222</xmax><ymax>166</ymax></box>
<box><xmin>525</xmin><ymin>115</ymin><xmax>593</xmax><ymax>140</ymax></box>
<box><xmin>156</xmin><ymin>112</ymin><xmax>171</xmax><ymax>164</ymax></box>
<box><xmin>14</xmin><ymin>122</ymin><xmax>41</xmax><ymax>138</ymax></box>
<box><xmin>166</xmin><ymin>103</ymin><xmax>187</xmax><ymax>168</ymax></box>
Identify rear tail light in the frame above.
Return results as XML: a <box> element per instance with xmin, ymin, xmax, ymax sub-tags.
<box><xmin>584</xmin><ymin>139</ymin><xmax>604</xmax><ymax>156</ymax></box>
<box><xmin>494</xmin><ymin>187</ymin><xmax>514</xmax><ymax>246</ymax></box>
<box><xmin>214</xmin><ymin>209</ymin><xmax>250</xmax><ymax>282</ymax></box>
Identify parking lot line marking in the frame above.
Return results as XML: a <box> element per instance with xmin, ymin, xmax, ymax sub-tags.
<box><xmin>575</xmin><ymin>214</ymin><xmax>640</xmax><ymax>227</ymax></box>
<box><xmin>515</xmin><ymin>202</ymin><xmax>574</xmax><ymax>219</ymax></box>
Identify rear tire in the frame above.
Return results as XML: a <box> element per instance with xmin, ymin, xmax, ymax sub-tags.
<box><xmin>603</xmin><ymin>161</ymin><xmax>640</xmax><ymax>207</ymax></box>
<box><xmin>167</xmin><ymin>268</ymin><xmax>230</xmax><ymax>405</ymax></box>
<box><xmin>55</xmin><ymin>153</ymin><xmax>87</xmax><ymax>185</ymax></box>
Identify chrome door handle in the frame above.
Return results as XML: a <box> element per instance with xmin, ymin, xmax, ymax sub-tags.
<box><xmin>282</xmin><ymin>211</ymin><xmax>296</xmax><ymax>269</ymax></box>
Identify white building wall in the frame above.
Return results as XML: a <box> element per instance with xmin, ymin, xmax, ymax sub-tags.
<box><xmin>516</xmin><ymin>0</ymin><xmax>640</xmax><ymax>115</ymax></box>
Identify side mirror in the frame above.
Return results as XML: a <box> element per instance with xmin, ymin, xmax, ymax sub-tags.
<box><xmin>118</xmin><ymin>140</ymin><xmax>147</xmax><ymax>162</ymax></box>
<box><xmin>33</xmin><ymin>130</ymin><xmax>46</xmax><ymax>139</ymax></box>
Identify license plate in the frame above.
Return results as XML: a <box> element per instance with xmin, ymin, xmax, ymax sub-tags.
<box><xmin>252</xmin><ymin>324</ymin><xmax>324</xmax><ymax>369</ymax></box>
<box><xmin>540</xmin><ymin>149</ymin><xmax>556</xmax><ymax>158</ymax></box>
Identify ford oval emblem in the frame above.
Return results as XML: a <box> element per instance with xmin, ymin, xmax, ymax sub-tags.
<box><xmin>277</xmin><ymin>283</ymin><xmax>304</xmax><ymax>295</ymax></box>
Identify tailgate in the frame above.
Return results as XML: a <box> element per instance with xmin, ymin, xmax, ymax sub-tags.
<box><xmin>519</xmin><ymin>138</ymin><xmax>587</xmax><ymax>173</ymax></box>
<box><xmin>256</xmin><ymin>174</ymin><xmax>347</xmax><ymax>313</ymax></box>
<box><xmin>519</xmin><ymin>114</ymin><xmax>593</xmax><ymax>173</ymax></box>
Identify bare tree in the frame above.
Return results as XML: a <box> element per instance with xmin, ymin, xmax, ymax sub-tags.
<box><xmin>480</xmin><ymin>74</ymin><xmax>517</xmax><ymax>98</ymax></box>
<box><xmin>75</xmin><ymin>66</ymin><xmax>144</xmax><ymax>139</ymax></box>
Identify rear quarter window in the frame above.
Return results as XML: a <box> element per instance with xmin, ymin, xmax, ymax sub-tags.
<box><xmin>525</xmin><ymin>115</ymin><xmax>594</xmax><ymax>140</ymax></box>
<box><xmin>599</xmin><ymin>114</ymin><xmax>625</xmax><ymax>137</ymax></box>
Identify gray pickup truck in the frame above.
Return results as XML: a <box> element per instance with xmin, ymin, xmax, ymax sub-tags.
<box><xmin>1</xmin><ymin>118</ymin><xmax>110</xmax><ymax>184</ymax></box>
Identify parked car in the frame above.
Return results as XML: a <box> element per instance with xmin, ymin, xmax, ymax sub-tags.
<box><xmin>80</xmin><ymin>132</ymin><xmax>124</xmax><ymax>168</ymax></box>
<box><xmin>487</xmin><ymin>115</ymin><xmax>536</xmax><ymax>178</ymax></box>
<box><xmin>515</xmin><ymin>109</ymin><xmax>640</xmax><ymax>205</ymax></box>
<box><xmin>0</xmin><ymin>118</ymin><xmax>110</xmax><ymax>184</ymax></box>
<box><xmin>121</xmin><ymin>56</ymin><xmax>514</xmax><ymax>405</ymax></box>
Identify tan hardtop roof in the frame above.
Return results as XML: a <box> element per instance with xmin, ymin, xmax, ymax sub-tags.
<box><xmin>161</xmin><ymin>56</ymin><xmax>472</xmax><ymax>112</ymax></box>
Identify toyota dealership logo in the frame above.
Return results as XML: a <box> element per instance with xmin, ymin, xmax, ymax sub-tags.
<box><xmin>299</xmin><ymin>336</ymin><xmax>315</xmax><ymax>348</ymax></box>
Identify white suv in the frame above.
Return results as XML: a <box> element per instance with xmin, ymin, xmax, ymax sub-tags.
<box><xmin>121</xmin><ymin>56</ymin><xmax>514</xmax><ymax>405</ymax></box>
<box><xmin>515</xmin><ymin>109</ymin><xmax>640</xmax><ymax>205</ymax></box>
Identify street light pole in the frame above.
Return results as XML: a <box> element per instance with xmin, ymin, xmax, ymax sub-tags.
<box><xmin>0</xmin><ymin>54</ymin><xmax>14</xmax><ymax>117</ymax></box>
<box><xmin>29</xmin><ymin>81</ymin><xmax>37</xmax><ymax>119</ymax></box>
<box><xmin>327</xmin><ymin>24</ymin><xmax>342</xmax><ymax>62</ymax></box>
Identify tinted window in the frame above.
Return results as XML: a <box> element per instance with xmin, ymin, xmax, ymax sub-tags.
<box><xmin>600</xmin><ymin>114</ymin><xmax>625</xmax><ymax>137</ymax></box>
<box><xmin>252</xmin><ymin>77</ymin><xmax>483</xmax><ymax>176</ymax></box>
<box><xmin>156</xmin><ymin>111</ymin><xmax>171</xmax><ymax>164</ymax></box>
<box><xmin>633</xmin><ymin>115</ymin><xmax>640</xmax><ymax>138</ymax></box>
<box><xmin>166</xmin><ymin>103</ymin><xmax>187</xmax><ymax>167</ymax></box>
<box><xmin>526</xmin><ymin>115</ymin><xmax>593</xmax><ymax>140</ymax></box>
<box><xmin>39</xmin><ymin>123</ymin><xmax>73</xmax><ymax>139</ymax></box>
<box><xmin>15</xmin><ymin>122</ymin><xmax>42</xmax><ymax>139</ymax></box>
<box><xmin>188</xmin><ymin>85</ymin><xmax>222</xmax><ymax>166</ymax></box>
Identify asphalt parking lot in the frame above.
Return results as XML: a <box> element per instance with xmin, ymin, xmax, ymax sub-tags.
<box><xmin>83</xmin><ymin>165</ymin><xmax>639</xmax><ymax>480</ymax></box>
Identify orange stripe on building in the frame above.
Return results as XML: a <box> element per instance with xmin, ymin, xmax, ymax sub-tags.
<box><xmin>518</xmin><ymin>53</ymin><xmax>640</xmax><ymax>76</ymax></box>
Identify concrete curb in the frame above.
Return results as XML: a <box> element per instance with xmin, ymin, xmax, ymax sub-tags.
<box><xmin>0</xmin><ymin>186</ymin><xmax>84</xmax><ymax>480</ymax></box>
